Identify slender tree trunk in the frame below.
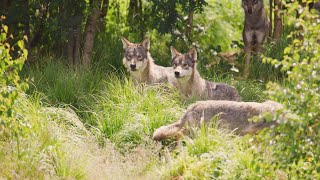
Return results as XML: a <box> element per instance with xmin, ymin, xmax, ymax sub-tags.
<box><xmin>82</xmin><ymin>0</ymin><xmax>109</xmax><ymax>68</ymax></box>
<box><xmin>74</xmin><ymin>26</ymin><xmax>81</xmax><ymax>67</ymax></box>
<box><xmin>273</xmin><ymin>0</ymin><xmax>282</xmax><ymax>40</ymax></box>
<box><xmin>67</xmin><ymin>28</ymin><xmax>74</xmax><ymax>65</ymax></box>
<box><xmin>98</xmin><ymin>0</ymin><xmax>109</xmax><ymax>32</ymax></box>
<box><xmin>67</xmin><ymin>25</ymin><xmax>81</xmax><ymax>67</ymax></box>
<box><xmin>82</xmin><ymin>5</ymin><xmax>100</xmax><ymax>67</ymax></box>
<box><xmin>127</xmin><ymin>0</ymin><xmax>143</xmax><ymax>39</ymax></box>
<box><xmin>269</xmin><ymin>0</ymin><xmax>273</xmax><ymax>37</ymax></box>
<box><xmin>186</xmin><ymin>0</ymin><xmax>194</xmax><ymax>38</ymax></box>
<box><xmin>138</xmin><ymin>0</ymin><xmax>143</xmax><ymax>39</ymax></box>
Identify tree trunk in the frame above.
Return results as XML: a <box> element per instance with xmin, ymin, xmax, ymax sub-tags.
<box><xmin>138</xmin><ymin>0</ymin><xmax>143</xmax><ymax>39</ymax></box>
<box><xmin>269</xmin><ymin>0</ymin><xmax>273</xmax><ymax>37</ymax></box>
<box><xmin>186</xmin><ymin>0</ymin><xmax>194</xmax><ymax>38</ymax></box>
<box><xmin>82</xmin><ymin>5</ymin><xmax>101</xmax><ymax>68</ymax></box>
<box><xmin>67</xmin><ymin>25</ymin><xmax>81</xmax><ymax>67</ymax></box>
<box><xmin>273</xmin><ymin>0</ymin><xmax>282</xmax><ymax>40</ymax></box>
<box><xmin>82</xmin><ymin>0</ymin><xmax>109</xmax><ymax>68</ymax></box>
<box><xmin>127</xmin><ymin>0</ymin><xmax>143</xmax><ymax>39</ymax></box>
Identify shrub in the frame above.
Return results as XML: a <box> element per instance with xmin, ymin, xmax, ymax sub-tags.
<box><xmin>252</xmin><ymin>1</ymin><xmax>320</xmax><ymax>178</ymax></box>
<box><xmin>0</xmin><ymin>19</ymin><xmax>28</xmax><ymax>139</ymax></box>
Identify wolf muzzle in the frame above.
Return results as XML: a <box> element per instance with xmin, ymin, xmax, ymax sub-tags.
<box><xmin>174</xmin><ymin>71</ymin><xmax>180</xmax><ymax>78</ymax></box>
<box><xmin>130</xmin><ymin>64</ymin><xmax>136</xmax><ymax>70</ymax></box>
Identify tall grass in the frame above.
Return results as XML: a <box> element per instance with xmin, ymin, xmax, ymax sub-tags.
<box><xmin>155</xmin><ymin>122</ymin><xmax>257</xmax><ymax>179</ymax></box>
<box><xmin>0</xmin><ymin>95</ymin><xmax>86</xmax><ymax>179</ymax></box>
<box><xmin>15</xmin><ymin>54</ymin><xmax>285</xmax><ymax>178</ymax></box>
<box><xmin>87</xmin><ymin>75</ymin><xmax>184</xmax><ymax>150</ymax></box>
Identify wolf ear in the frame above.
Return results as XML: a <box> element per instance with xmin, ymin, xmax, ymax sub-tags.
<box><xmin>170</xmin><ymin>46</ymin><xmax>180</xmax><ymax>59</ymax></box>
<box><xmin>187</xmin><ymin>47</ymin><xmax>197</xmax><ymax>61</ymax></box>
<box><xmin>141</xmin><ymin>38</ymin><xmax>150</xmax><ymax>51</ymax></box>
<box><xmin>121</xmin><ymin>37</ymin><xmax>132</xmax><ymax>49</ymax></box>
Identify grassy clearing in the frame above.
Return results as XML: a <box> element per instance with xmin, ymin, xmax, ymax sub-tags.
<box><xmin>10</xmin><ymin>33</ymin><xmax>291</xmax><ymax>179</ymax></box>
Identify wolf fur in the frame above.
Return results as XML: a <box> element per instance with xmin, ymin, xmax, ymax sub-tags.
<box><xmin>170</xmin><ymin>46</ymin><xmax>241</xmax><ymax>101</ymax></box>
<box><xmin>121</xmin><ymin>38</ymin><xmax>177</xmax><ymax>86</ymax></box>
<box><xmin>153</xmin><ymin>100</ymin><xmax>283</xmax><ymax>141</ymax></box>
<box><xmin>242</xmin><ymin>0</ymin><xmax>270</xmax><ymax>77</ymax></box>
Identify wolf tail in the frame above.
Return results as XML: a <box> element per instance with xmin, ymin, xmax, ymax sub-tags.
<box><xmin>152</xmin><ymin>122</ymin><xmax>184</xmax><ymax>141</ymax></box>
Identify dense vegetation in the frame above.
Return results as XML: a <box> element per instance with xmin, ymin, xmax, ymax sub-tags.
<box><xmin>1</xmin><ymin>0</ymin><xmax>319</xmax><ymax>179</ymax></box>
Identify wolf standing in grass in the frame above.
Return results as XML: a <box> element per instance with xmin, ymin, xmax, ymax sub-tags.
<box><xmin>170</xmin><ymin>46</ymin><xmax>241</xmax><ymax>101</ymax></box>
<box><xmin>121</xmin><ymin>38</ymin><xmax>177</xmax><ymax>86</ymax></box>
<box><xmin>242</xmin><ymin>0</ymin><xmax>270</xmax><ymax>78</ymax></box>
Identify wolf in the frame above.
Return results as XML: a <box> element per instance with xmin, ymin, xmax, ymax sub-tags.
<box><xmin>242</xmin><ymin>0</ymin><xmax>270</xmax><ymax>77</ymax></box>
<box><xmin>121</xmin><ymin>38</ymin><xmax>177</xmax><ymax>86</ymax></box>
<box><xmin>170</xmin><ymin>46</ymin><xmax>241</xmax><ymax>101</ymax></box>
<box><xmin>153</xmin><ymin>100</ymin><xmax>283</xmax><ymax>141</ymax></box>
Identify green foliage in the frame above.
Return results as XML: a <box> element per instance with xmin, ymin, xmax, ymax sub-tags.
<box><xmin>252</xmin><ymin>1</ymin><xmax>320</xmax><ymax>178</ymax></box>
<box><xmin>0</xmin><ymin>24</ymin><xmax>85</xmax><ymax>179</ymax></box>
<box><xmin>0</xmin><ymin>22</ymin><xmax>28</xmax><ymax>139</ymax></box>
<box><xmin>194</xmin><ymin>0</ymin><xmax>243</xmax><ymax>52</ymax></box>
<box><xmin>145</xmin><ymin>0</ymin><xmax>208</xmax><ymax>34</ymax></box>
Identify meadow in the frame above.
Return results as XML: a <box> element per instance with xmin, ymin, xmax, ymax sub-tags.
<box><xmin>1</xmin><ymin>0</ymin><xmax>320</xmax><ymax>179</ymax></box>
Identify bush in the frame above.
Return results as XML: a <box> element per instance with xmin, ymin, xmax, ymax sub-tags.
<box><xmin>0</xmin><ymin>20</ymin><xmax>28</xmax><ymax>139</ymax></box>
<box><xmin>252</xmin><ymin>1</ymin><xmax>320</xmax><ymax>178</ymax></box>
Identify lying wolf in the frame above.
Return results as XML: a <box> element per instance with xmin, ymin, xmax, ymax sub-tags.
<box><xmin>170</xmin><ymin>46</ymin><xmax>241</xmax><ymax>101</ymax></box>
<box><xmin>242</xmin><ymin>0</ymin><xmax>270</xmax><ymax>77</ymax></box>
<box><xmin>153</xmin><ymin>100</ymin><xmax>283</xmax><ymax>141</ymax></box>
<box><xmin>121</xmin><ymin>38</ymin><xmax>177</xmax><ymax>86</ymax></box>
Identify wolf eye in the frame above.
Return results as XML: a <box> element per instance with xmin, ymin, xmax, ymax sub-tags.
<box><xmin>183</xmin><ymin>64</ymin><xmax>188</xmax><ymax>67</ymax></box>
<box><xmin>137</xmin><ymin>55</ymin><xmax>143</xmax><ymax>59</ymax></box>
<box><xmin>127</xmin><ymin>54</ymin><xmax>133</xmax><ymax>59</ymax></box>
<box><xmin>253</xmin><ymin>0</ymin><xmax>258</xmax><ymax>3</ymax></box>
<box><xmin>172</xmin><ymin>63</ymin><xmax>177</xmax><ymax>68</ymax></box>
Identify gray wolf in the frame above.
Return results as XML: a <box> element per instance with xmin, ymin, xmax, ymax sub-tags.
<box><xmin>121</xmin><ymin>38</ymin><xmax>177</xmax><ymax>86</ymax></box>
<box><xmin>242</xmin><ymin>0</ymin><xmax>270</xmax><ymax>77</ymax></box>
<box><xmin>170</xmin><ymin>46</ymin><xmax>241</xmax><ymax>101</ymax></box>
<box><xmin>153</xmin><ymin>100</ymin><xmax>283</xmax><ymax>141</ymax></box>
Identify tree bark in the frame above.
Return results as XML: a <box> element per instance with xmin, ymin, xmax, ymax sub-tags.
<box><xmin>186</xmin><ymin>0</ymin><xmax>194</xmax><ymax>38</ymax></box>
<box><xmin>82</xmin><ymin>8</ymin><xmax>100</xmax><ymax>68</ymax></box>
<box><xmin>273</xmin><ymin>0</ymin><xmax>282</xmax><ymax>40</ymax></box>
<box><xmin>82</xmin><ymin>0</ymin><xmax>109</xmax><ymax>68</ymax></box>
<box><xmin>269</xmin><ymin>0</ymin><xmax>273</xmax><ymax>37</ymax></box>
<box><xmin>138</xmin><ymin>0</ymin><xmax>143</xmax><ymax>39</ymax></box>
<box><xmin>127</xmin><ymin>0</ymin><xmax>143</xmax><ymax>39</ymax></box>
<box><xmin>67</xmin><ymin>25</ymin><xmax>81</xmax><ymax>67</ymax></box>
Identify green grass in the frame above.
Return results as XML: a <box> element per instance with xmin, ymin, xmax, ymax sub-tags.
<box><xmin>4</xmin><ymin>49</ymin><xmax>289</xmax><ymax>179</ymax></box>
<box><xmin>92</xmin><ymin>74</ymin><xmax>184</xmax><ymax>150</ymax></box>
<box><xmin>155</xmin><ymin>121</ymin><xmax>258</xmax><ymax>179</ymax></box>
<box><xmin>0</xmin><ymin>95</ymin><xmax>86</xmax><ymax>179</ymax></box>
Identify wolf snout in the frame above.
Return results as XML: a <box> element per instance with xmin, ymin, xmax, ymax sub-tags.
<box><xmin>130</xmin><ymin>64</ymin><xmax>136</xmax><ymax>70</ymax></box>
<box><xmin>248</xmin><ymin>8</ymin><xmax>253</xmax><ymax>14</ymax></box>
<box><xmin>174</xmin><ymin>71</ymin><xmax>180</xmax><ymax>77</ymax></box>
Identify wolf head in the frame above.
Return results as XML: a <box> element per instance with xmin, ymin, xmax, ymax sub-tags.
<box><xmin>121</xmin><ymin>37</ymin><xmax>150</xmax><ymax>72</ymax></box>
<box><xmin>242</xmin><ymin>0</ymin><xmax>264</xmax><ymax>15</ymax></box>
<box><xmin>170</xmin><ymin>46</ymin><xmax>197</xmax><ymax>79</ymax></box>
